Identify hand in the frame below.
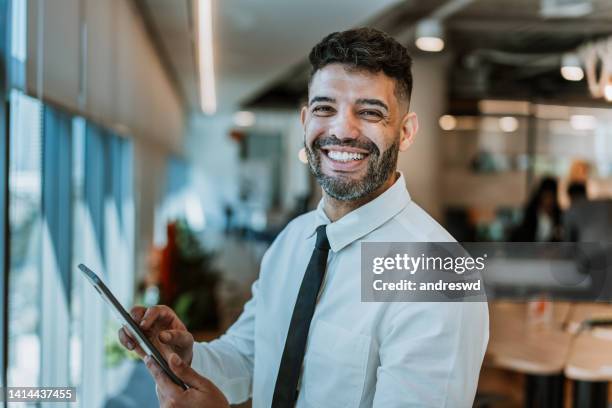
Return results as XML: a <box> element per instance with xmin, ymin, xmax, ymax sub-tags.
<box><xmin>118</xmin><ymin>305</ymin><xmax>194</xmax><ymax>365</ymax></box>
<box><xmin>145</xmin><ymin>353</ymin><xmax>229</xmax><ymax>408</ymax></box>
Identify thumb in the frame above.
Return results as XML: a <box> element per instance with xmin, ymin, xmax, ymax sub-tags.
<box><xmin>168</xmin><ymin>353</ymin><xmax>212</xmax><ymax>391</ymax></box>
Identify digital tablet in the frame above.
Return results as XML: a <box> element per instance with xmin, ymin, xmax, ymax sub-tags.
<box><xmin>78</xmin><ymin>263</ymin><xmax>188</xmax><ymax>390</ymax></box>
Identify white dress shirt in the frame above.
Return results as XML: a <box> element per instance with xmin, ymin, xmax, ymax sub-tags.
<box><xmin>191</xmin><ymin>173</ymin><xmax>489</xmax><ymax>407</ymax></box>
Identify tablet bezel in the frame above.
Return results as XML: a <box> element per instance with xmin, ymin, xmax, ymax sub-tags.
<box><xmin>78</xmin><ymin>263</ymin><xmax>188</xmax><ymax>390</ymax></box>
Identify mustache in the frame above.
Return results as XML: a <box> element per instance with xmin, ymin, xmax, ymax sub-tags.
<box><xmin>312</xmin><ymin>135</ymin><xmax>379</xmax><ymax>156</ymax></box>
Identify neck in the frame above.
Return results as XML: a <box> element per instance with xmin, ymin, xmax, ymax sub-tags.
<box><xmin>322</xmin><ymin>172</ymin><xmax>399</xmax><ymax>222</ymax></box>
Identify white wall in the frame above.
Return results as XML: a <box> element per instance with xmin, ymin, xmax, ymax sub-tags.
<box><xmin>133</xmin><ymin>141</ymin><xmax>168</xmax><ymax>278</ymax></box>
<box><xmin>398</xmin><ymin>55</ymin><xmax>450</xmax><ymax>221</ymax></box>
<box><xmin>185</xmin><ymin>110</ymin><xmax>310</xmax><ymax>230</ymax></box>
<box><xmin>185</xmin><ymin>114</ymin><xmax>241</xmax><ymax>230</ymax></box>
<box><xmin>248</xmin><ymin>111</ymin><xmax>310</xmax><ymax>210</ymax></box>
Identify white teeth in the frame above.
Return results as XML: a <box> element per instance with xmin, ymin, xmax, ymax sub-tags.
<box><xmin>327</xmin><ymin>150</ymin><xmax>365</xmax><ymax>161</ymax></box>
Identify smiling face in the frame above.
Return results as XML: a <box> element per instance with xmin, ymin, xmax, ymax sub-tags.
<box><xmin>301</xmin><ymin>63</ymin><xmax>418</xmax><ymax>201</ymax></box>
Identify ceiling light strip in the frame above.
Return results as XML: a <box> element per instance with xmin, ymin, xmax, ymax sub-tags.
<box><xmin>197</xmin><ymin>0</ymin><xmax>216</xmax><ymax>114</ymax></box>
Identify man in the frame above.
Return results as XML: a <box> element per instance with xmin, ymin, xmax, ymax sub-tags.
<box><xmin>119</xmin><ymin>27</ymin><xmax>489</xmax><ymax>407</ymax></box>
<box><xmin>564</xmin><ymin>181</ymin><xmax>612</xmax><ymax>243</ymax></box>
<box><xmin>563</xmin><ymin>182</ymin><xmax>612</xmax><ymax>299</ymax></box>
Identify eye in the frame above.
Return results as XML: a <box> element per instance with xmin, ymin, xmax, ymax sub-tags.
<box><xmin>360</xmin><ymin>110</ymin><xmax>384</xmax><ymax>119</ymax></box>
<box><xmin>312</xmin><ymin>105</ymin><xmax>335</xmax><ymax>116</ymax></box>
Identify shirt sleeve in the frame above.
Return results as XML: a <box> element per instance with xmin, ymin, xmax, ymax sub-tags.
<box><xmin>190</xmin><ymin>279</ymin><xmax>259</xmax><ymax>404</ymax></box>
<box><xmin>372</xmin><ymin>301</ymin><xmax>489</xmax><ymax>408</ymax></box>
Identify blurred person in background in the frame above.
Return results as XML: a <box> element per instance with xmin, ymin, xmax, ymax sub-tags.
<box><xmin>119</xmin><ymin>27</ymin><xmax>488</xmax><ymax>408</ymax></box>
<box><xmin>566</xmin><ymin>181</ymin><xmax>587</xmax><ymax>208</ymax></box>
<box><xmin>564</xmin><ymin>181</ymin><xmax>612</xmax><ymax>243</ymax></box>
<box><xmin>564</xmin><ymin>181</ymin><xmax>612</xmax><ymax>299</ymax></box>
<box><xmin>511</xmin><ymin>176</ymin><xmax>562</xmax><ymax>242</ymax></box>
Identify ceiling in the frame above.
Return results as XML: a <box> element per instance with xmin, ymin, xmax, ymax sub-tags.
<box><xmin>444</xmin><ymin>0</ymin><xmax>612</xmax><ymax>109</ymax></box>
<box><xmin>137</xmin><ymin>0</ymin><xmax>402</xmax><ymax>114</ymax></box>
<box><xmin>248</xmin><ymin>0</ymin><xmax>612</xmax><ymax>110</ymax></box>
<box><xmin>137</xmin><ymin>0</ymin><xmax>612</xmax><ymax>114</ymax></box>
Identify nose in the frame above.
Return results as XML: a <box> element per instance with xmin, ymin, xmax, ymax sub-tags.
<box><xmin>329</xmin><ymin>109</ymin><xmax>360</xmax><ymax>141</ymax></box>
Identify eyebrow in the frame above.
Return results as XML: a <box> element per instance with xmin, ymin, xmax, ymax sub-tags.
<box><xmin>309</xmin><ymin>96</ymin><xmax>335</xmax><ymax>105</ymax></box>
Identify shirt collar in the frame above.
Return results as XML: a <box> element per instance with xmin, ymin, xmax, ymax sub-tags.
<box><xmin>308</xmin><ymin>172</ymin><xmax>412</xmax><ymax>252</ymax></box>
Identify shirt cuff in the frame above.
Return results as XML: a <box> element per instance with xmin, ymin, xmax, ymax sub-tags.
<box><xmin>190</xmin><ymin>342</ymin><xmax>251</xmax><ymax>404</ymax></box>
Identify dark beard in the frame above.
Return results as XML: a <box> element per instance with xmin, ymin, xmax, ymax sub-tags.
<box><xmin>305</xmin><ymin>135</ymin><xmax>399</xmax><ymax>201</ymax></box>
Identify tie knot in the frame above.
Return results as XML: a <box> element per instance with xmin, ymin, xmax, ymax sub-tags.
<box><xmin>315</xmin><ymin>225</ymin><xmax>330</xmax><ymax>250</ymax></box>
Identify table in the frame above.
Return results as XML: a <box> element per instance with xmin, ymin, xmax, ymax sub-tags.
<box><xmin>564</xmin><ymin>303</ymin><xmax>612</xmax><ymax>408</ymax></box>
<box><xmin>487</xmin><ymin>301</ymin><xmax>612</xmax><ymax>407</ymax></box>
<box><xmin>487</xmin><ymin>302</ymin><xmax>573</xmax><ymax>408</ymax></box>
<box><xmin>566</xmin><ymin>303</ymin><xmax>612</xmax><ymax>333</ymax></box>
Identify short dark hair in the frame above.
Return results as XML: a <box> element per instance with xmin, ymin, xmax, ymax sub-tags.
<box><xmin>308</xmin><ymin>27</ymin><xmax>413</xmax><ymax>105</ymax></box>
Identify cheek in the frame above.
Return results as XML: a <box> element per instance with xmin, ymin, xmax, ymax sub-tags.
<box><xmin>366</xmin><ymin>129</ymin><xmax>392</xmax><ymax>155</ymax></box>
<box><xmin>304</xmin><ymin>119</ymin><xmax>327</xmax><ymax>147</ymax></box>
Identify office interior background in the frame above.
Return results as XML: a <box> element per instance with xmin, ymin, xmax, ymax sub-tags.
<box><xmin>1</xmin><ymin>0</ymin><xmax>612</xmax><ymax>407</ymax></box>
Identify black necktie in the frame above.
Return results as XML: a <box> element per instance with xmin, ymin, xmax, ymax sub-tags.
<box><xmin>272</xmin><ymin>225</ymin><xmax>330</xmax><ymax>407</ymax></box>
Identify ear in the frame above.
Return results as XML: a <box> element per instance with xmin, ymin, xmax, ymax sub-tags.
<box><xmin>300</xmin><ymin>105</ymin><xmax>308</xmax><ymax>130</ymax></box>
<box><xmin>399</xmin><ymin>112</ymin><xmax>418</xmax><ymax>152</ymax></box>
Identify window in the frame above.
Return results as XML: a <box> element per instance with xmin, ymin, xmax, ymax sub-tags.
<box><xmin>7</xmin><ymin>91</ymin><xmax>43</xmax><ymax>400</ymax></box>
<box><xmin>6</xmin><ymin>91</ymin><xmax>137</xmax><ymax>407</ymax></box>
<box><xmin>70</xmin><ymin>122</ymin><xmax>136</xmax><ymax>407</ymax></box>
<box><xmin>4</xmin><ymin>1</ymin><xmax>137</xmax><ymax>405</ymax></box>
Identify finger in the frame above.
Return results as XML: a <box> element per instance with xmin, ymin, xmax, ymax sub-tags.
<box><xmin>144</xmin><ymin>356</ymin><xmax>183</xmax><ymax>397</ymax></box>
<box><xmin>140</xmin><ymin>305</ymin><xmax>175</xmax><ymax>330</ymax></box>
<box><xmin>118</xmin><ymin>327</ymin><xmax>145</xmax><ymax>358</ymax></box>
<box><xmin>130</xmin><ymin>306</ymin><xmax>147</xmax><ymax>324</ymax></box>
<box><xmin>168</xmin><ymin>353</ymin><xmax>212</xmax><ymax>391</ymax></box>
<box><xmin>159</xmin><ymin>330</ymin><xmax>194</xmax><ymax>349</ymax></box>
<box><xmin>118</xmin><ymin>327</ymin><xmax>133</xmax><ymax>348</ymax></box>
